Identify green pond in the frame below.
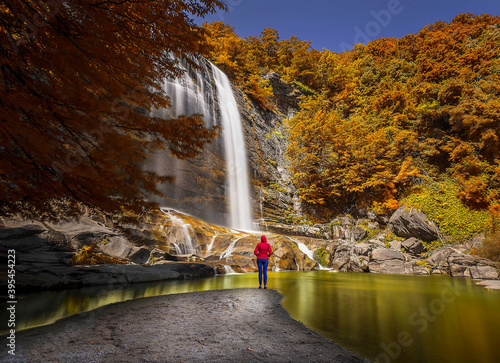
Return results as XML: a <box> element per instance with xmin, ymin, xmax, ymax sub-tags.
<box><xmin>2</xmin><ymin>271</ymin><xmax>499</xmax><ymax>362</ymax></box>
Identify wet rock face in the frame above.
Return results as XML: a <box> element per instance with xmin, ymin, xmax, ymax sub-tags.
<box><xmin>235</xmin><ymin>71</ymin><xmax>306</xmax><ymax>231</ymax></box>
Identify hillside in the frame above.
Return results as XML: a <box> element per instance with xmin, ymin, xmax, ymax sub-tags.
<box><xmin>203</xmin><ymin>13</ymin><xmax>500</xmax><ymax>241</ymax></box>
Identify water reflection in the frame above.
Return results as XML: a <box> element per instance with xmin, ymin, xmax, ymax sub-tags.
<box><xmin>1</xmin><ymin>272</ymin><xmax>499</xmax><ymax>363</ymax></box>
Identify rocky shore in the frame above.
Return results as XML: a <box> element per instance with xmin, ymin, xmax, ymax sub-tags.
<box><xmin>1</xmin><ymin>289</ymin><xmax>367</xmax><ymax>363</ymax></box>
<box><xmin>1</xmin><ymin>206</ymin><xmax>499</xmax><ymax>292</ymax></box>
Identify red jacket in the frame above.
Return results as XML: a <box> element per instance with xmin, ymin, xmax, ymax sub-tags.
<box><xmin>254</xmin><ymin>242</ymin><xmax>273</xmax><ymax>259</ymax></box>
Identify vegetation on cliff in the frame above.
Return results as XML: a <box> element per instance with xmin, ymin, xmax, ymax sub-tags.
<box><xmin>203</xmin><ymin>14</ymin><xmax>500</xmax><ymax>235</ymax></box>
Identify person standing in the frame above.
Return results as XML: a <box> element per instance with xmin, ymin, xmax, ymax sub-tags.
<box><xmin>254</xmin><ymin>235</ymin><xmax>273</xmax><ymax>289</ymax></box>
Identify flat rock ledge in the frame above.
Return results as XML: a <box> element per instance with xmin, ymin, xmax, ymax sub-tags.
<box><xmin>2</xmin><ymin>289</ymin><xmax>367</xmax><ymax>363</ymax></box>
<box><xmin>475</xmin><ymin>280</ymin><xmax>500</xmax><ymax>290</ymax></box>
<box><xmin>5</xmin><ymin>263</ymin><xmax>215</xmax><ymax>292</ymax></box>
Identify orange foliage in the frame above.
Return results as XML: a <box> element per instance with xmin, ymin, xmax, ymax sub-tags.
<box><xmin>202</xmin><ymin>14</ymin><xmax>500</xmax><ymax>220</ymax></box>
<box><xmin>202</xmin><ymin>22</ymin><xmax>321</xmax><ymax>109</ymax></box>
<box><xmin>283</xmin><ymin>13</ymin><xmax>500</xmax><ymax>218</ymax></box>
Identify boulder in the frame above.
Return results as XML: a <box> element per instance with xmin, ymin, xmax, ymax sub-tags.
<box><xmin>448</xmin><ymin>252</ymin><xmax>499</xmax><ymax>279</ymax></box>
<box><xmin>389</xmin><ymin>241</ymin><xmax>402</xmax><ymax>251</ymax></box>
<box><xmin>377</xmin><ymin>215</ymin><xmax>390</xmax><ymax>225</ymax></box>
<box><xmin>127</xmin><ymin>247</ymin><xmax>151</xmax><ymax>264</ymax></box>
<box><xmin>346</xmin><ymin>256</ymin><xmax>369</xmax><ymax>273</ymax></box>
<box><xmin>401</xmin><ymin>237</ymin><xmax>427</xmax><ymax>256</ymax></box>
<box><xmin>151</xmin><ymin>248</ymin><xmax>171</xmax><ymax>260</ymax></box>
<box><xmin>403</xmin><ymin>260</ymin><xmax>431</xmax><ymax>275</ymax></box>
<box><xmin>367</xmin><ymin>211</ymin><xmax>377</xmax><ymax>221</ymax></box>
<box><xmin>331</xmin><ymin>225</ymin><xmax>343</xmax><ymax>239</ymax></box>
<box><xmin>331</xmin><ymin>255</ymin><xmax>350</xmax><ymax>271</ymax></box>
<box><xmin>475</xmin><ymin>280</ymin><xmax>500</xmax><ymax>290</ymax></box>
<box><xmin>469</xmin><ymin>234</ymin><xmax>485</xmax><ymax>249</ymax></box>
<box><xmin>465</xmin><ymin>266</ymin><xmax>499</xmax><ymax>280</ymax></box>
<box><xmin>371</xmin><ymin>248</ymin><xmax>404</xmax><ymax>261</ymax></box>
<box><xmin>351</xmin><ymin>226</ymin><xmax>367</xmax><ymax>241</ymax></box>
<box><xmin>426</xmin><ymin>247</ymin><xmax>460</xmax><ymax>267</ymax></box>
<box><xmin>369</xmin><ymin>260</ymin><xmax>405</xmax><ymax>274</ymax></box>
<box><xmin>99</xmin><ymin>236</ymin><xmax>133</xmax><ymax>259</ymax></box>
<box><xmin>388</xmin><ymin>206</ymin><xmax>439</xmax><ymax>241</ymax></box>
<box><xmin>354</xmin><ymin>243</ymin><xmax>370</xmax><ymax>256</ymax></box>
<box><xmin>369</xmin><ymin>248</ymin><xmax>406</xmax><ymax>274</ymax></box>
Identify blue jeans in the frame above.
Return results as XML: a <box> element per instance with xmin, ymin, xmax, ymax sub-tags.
<box><xmin>257</xmin><ymin>259</ymin><xmax>269</xmax><ymax>286</ymax></box>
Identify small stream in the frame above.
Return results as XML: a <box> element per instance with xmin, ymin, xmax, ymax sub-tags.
<box><xmin>1</xmin><ymin>272</ymin><xmax>499</xmax><ymax>362</ymax></box>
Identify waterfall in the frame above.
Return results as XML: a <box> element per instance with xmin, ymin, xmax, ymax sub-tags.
<box><xmin>223</xmin><ymin>265</ymin><xmax>237</xmax><ymax>274</ymax></box>
<box><xmin>148</xmin><ymin>58</ymin><xmax>254</xmax><ymax>231</ymax></box>
<box><xmin>172</xmin><ymin>243</ymin><xmax>182</xmax><ymax>255</ymax></box>
<box><xmin>160</xmin><ymin>209</ymin><xmax>196</xmax><ymax>255</ymax></box>
<box><xmin>211</xmin><ymin>64</ymin><xmax>254</xmax><ymax>231</ymax></box>
<box><xmin>286</xmin><ymin>236</ymin><xmax>329</xmax><ymax>270</ymax></box>
<box><xmin>205</xmin><ymin>236</ymin><xmax>216</xmax><ymax>257</ymax></box>
<box><xmin>297</xmin><ymin>242</ymin><xmax>315</xmax><ymax>261</ymax></box>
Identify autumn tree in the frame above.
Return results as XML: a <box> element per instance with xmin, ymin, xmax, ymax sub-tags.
<box><xmin>201</xmin><ymin>21</ymin><xmax>246</xmax><ymax>81</ymax></box>
<box><xmin>202</xmin><ymin>15</ymin><xmax>500</xmax><ymax>221</ymax></box>
<box><xmin>203</xmin><ymin>22</ymin><xmax>274</xmax><ymax>110</ymax></box>
<box><xmin>287</xmin><ymin>94</ymin><xmax>420</xmax><ymax>218</ymax></box>
<box><xmin>286</xmin><ymin>13</ymin><xmax>500</xmax><ymax>219</ymax></box>
<box><xmin>0</xmin><ymin>0</ymin><xmax>226</xmax><ymax>223</ymax></box>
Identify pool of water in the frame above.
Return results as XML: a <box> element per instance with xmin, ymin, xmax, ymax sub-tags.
<box><xmin>2</xmin><ymin>271</ymin><xmax>499</xmax><ymax>362</ymax></box>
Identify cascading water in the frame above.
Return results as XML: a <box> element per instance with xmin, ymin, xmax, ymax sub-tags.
<box><xmin>286</xmin><ymin>236</ymin><xmax>329</xmax><ymax>270</ymax></box>
<box><xmin>204</xmin><ymin>236</ymin><xmax>216</xmax><ymax>257</ymax></box>
<box><xmin>223</xmin><ymin>265</ymin><xmax>237</xmax><ymax>274</ymax></box>
<box><xmin>211</xmin><ymin>64</ymin><xmax>253</xmax><ymax>231</ymax></box>
<box><xmin>297</xmin><ymin>242</ymin><xmax>315</xmax><ymax>261</ymax></box>
<box><xmin>219</xmin><ymin>237</ymin><xmax>243</xmax><ymax>260</ymax></box>
<box><xmin>158</xmin><ymin>209</ymin><xmax>197</xmax><ymax>255</ymax></box>
<box><xmin>148</xmin><ymin>58</ymin><xmax>254</xmax><ymax>230</ymax></box>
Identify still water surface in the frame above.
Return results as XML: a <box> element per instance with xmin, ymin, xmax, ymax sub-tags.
<box><xmin>2</xmin><ymin>271</ymin><xmax>499</xmax><ymax>362</ymax></box>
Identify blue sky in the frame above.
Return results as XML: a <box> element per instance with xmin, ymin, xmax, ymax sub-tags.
<box><xmin>196</xmin><ymin>0</ymin><xmax>499</xmax><ymax>52</ymax></box>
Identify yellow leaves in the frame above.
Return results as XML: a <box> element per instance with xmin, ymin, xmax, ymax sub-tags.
<box><xmin>480</xmin><ymin>128</ymin><xmax>499</xmax><ymax>158</ymax></box>
<box><xmin>394</xmin><ymin>157</ymin><xmax>420</xmax><ymax>184</ymax></box>
<box><xmin>489</xmin><ymin>203</ymin><xmax>500</xmax><ymax>217</ymax></box>
<box><xmin>70</xmin><ymin>244</ymin><xmax>127</xmax><ymax>265</ymax></box>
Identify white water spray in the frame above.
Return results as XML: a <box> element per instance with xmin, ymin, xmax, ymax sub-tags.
<box><xmin>219</xmin><ymin>237</ymin><xmax>243</xmax><ymax>260</ymax></box>
<box><xmin>159</xmin><ymin>209</ymin><xmax>197</xmax><ymax>255</ymax></box>
<box><xmin>223</xmin><ymin>265</ymin><xmax>237</xmax><ymax>274</ymax></box>
<box><xmin>205</xmin><ymin>236</ymin><xmax>216</xmax><ymax>257</ymax></box>
<box><xmin>297</xmin><ymin>242</ymin><xmax>315</xmax><ymax>261</ymax></box>
<box><xmin>286</xmin><ymin>237</ymin><xmax>329</xmax><ymax>270</ymax></box>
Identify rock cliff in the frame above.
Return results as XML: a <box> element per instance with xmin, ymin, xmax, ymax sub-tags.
<box><xmin>234</xmin><ymin>71</ymin><xmax>306</xmax><ymax>231</ymax></box>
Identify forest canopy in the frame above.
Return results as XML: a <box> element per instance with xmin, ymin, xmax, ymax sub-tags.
<box><xmin>0</xmin><ymin>0</ymin><xmax>225</xmax><ymax>223</ymax></box>
<box><xmin>203</xmin><ymin>14</ymin><xmax>500</xmax><ymax>223</ymax></box>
